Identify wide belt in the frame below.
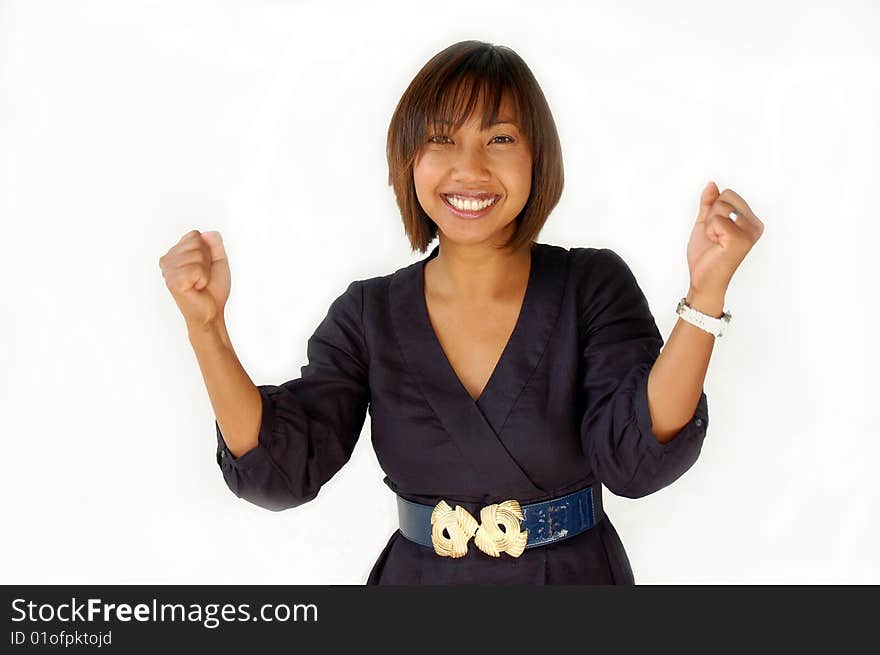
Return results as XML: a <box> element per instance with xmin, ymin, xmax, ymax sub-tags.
<box><xmin>396</xmin><ymin>482</ymin><xmax>604</xmax><ymax>558</ymax></box>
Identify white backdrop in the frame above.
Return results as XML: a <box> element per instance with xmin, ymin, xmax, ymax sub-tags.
<box><xmin>1</xmin><ymin>0</ymin><xmax>877</xmax><ymax>584</ymax></box>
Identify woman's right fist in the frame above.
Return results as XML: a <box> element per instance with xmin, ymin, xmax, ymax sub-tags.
<box><xmin>159</xmin><ymin>229</ymin><xmax>231</xmax><ymax>329</ymax></box>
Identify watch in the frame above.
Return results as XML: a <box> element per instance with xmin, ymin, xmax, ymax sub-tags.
<box><xmin>676</xmin><ymin>297</ymin><xmax>732</xmax><ymax>338</ymax></box>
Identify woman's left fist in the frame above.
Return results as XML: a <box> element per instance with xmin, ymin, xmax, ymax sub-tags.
<box><xmin>686</xmin><ymin>181</ymin><xmax>765</xmax><ymax>297</ymax></box>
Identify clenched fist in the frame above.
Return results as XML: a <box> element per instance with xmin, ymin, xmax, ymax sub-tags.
<box><xmin>159</xmin><ymin>229</ymin><xmax>231</xmax><ymax>329</ymax></box>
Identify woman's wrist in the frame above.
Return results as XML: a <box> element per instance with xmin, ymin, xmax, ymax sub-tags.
<box><xmin>187</xmin><ymin>315</ymin><xmax>232</xmax><ymax>350</ymax></box>
<box><xmin>685</xmin><ymin>288</ymin><xmax>726</xmax><ymax>318</ymax></box>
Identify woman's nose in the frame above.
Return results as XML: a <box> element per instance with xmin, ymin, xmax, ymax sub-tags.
<box><xmin>451</xmin><ymin>146</ymin><xmax>490</xmax><ymax>179</ymax></box>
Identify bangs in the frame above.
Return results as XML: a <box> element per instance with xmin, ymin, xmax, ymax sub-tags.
<box><xmin>423</xmin><ymin>74</ymin><xmax>525</xmax><ymax>138</ymax></box>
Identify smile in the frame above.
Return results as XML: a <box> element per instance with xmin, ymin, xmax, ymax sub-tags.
<box><xmin>441</xmin><ymin>193</ymin><xmax>501</xmax><ymax>219</ymax></box>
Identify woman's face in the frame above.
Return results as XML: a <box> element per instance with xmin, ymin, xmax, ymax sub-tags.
<box><xmin>413</xmin><ymin>94</ymin><xmax>533</xmax><ymax>249</ymax></box>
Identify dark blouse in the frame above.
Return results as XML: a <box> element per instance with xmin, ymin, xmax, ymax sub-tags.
<box><xmin>215</xmin><ymin>241</ymin><xmax>709</xmax><ymax>584</ymax></box>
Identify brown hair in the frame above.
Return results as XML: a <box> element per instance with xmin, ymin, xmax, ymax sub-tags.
<box><xmin>386</xmin><ymin>40</ymin><xmax>565</xmax><ymax>254</ymax></box>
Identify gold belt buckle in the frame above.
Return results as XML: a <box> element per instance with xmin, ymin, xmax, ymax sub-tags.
<box><xmin>430</xmin><ymin>499</ymin><xmax>528</xmax><ymax>558</ymax></box>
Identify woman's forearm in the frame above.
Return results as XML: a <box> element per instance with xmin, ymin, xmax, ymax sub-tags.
<box><xmin>188</xmin><ymin>318</ymin><xmax>263</xmax><ymax>458</ymax></box>
<box><xmin>646</xmin><ymin>289</ymin><xmax>722</xmax><ymax>443</ymax></box>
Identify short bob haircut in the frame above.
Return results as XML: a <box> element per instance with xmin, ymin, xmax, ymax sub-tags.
<box><xmin>386</xmin><ymin>40</ymin><xmax>564</xmax><ymax>254</ymax></box>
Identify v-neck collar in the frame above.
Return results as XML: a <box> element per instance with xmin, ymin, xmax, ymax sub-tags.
<box><xmin>420</xmin><ymin>240</ymin><xmax>535</xmax><ymax>408</ymax></box>
<box><xmin>389</xmin><ymin>240</ymin><xmax>568</xmax><ymax>497</ymax></box>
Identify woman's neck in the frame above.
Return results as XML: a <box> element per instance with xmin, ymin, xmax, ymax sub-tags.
<box><xmin>427</xmin><ymin>237</ymin><xmax>532</xmax><ymax>302</ymax></box>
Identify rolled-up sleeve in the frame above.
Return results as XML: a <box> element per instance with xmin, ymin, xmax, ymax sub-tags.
<box><xmin>215</xmin><ymin>279</ymin><xmax>370</xmax><ymax>511</ymax></box>
<box><xmin>579</xmin><ymin>249</ymin><xmax>709</xmax><ymax>499</ymax></box>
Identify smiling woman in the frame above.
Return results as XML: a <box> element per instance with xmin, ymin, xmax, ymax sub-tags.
<box><xmin>184</xmin><ymin>40</ymin><xmax>713</xmax><ymax>587</ymax></box>
<box><xmin>386</xmin><ymin>40</ymin><xmax>564</xmax><ymax>254</ymax></box>
<box><xmin>416</xmin><ymin>95</ymin><xmax>530</xmax><ymax>244</ymax></box>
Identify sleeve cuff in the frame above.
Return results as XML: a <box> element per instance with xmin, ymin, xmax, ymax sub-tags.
<box><xmin>215</xmin><ymin>386</ymin><xmax>276</xmax><ymax>472</ymax></box>
<box><xmin>633</xmin><ymin>364</ymin><xmax>708</xmax><ymax>458</ymax></box>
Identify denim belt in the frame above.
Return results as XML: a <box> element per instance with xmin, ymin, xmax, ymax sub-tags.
<box><xmin>396</xmin><ymin>482</ymin><xmax>604</xmax><ymax>558</ymax></box>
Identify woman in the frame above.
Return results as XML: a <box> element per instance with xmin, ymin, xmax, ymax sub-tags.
<box><xmin>159</xmin><ymin>41</ymin><xmax>763</xmax><ymax>584</ymax></box>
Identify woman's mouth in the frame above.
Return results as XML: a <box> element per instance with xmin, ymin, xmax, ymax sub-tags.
<box><xmin>440</xmin><ymin>193</ymin><xmax>501</xmax><ymax>219</ymax></box>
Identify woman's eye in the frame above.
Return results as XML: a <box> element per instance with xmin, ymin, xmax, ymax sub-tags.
<box><xmin>427</xmin><ymin>135</ymin><xmax>514</xmax><ymax>145</ymax></box>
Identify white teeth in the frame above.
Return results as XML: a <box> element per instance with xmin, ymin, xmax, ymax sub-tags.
<box><xmin>444</xmin><ymin>194</ymin><xmax>498</xmax><ymax>211</ymax></box>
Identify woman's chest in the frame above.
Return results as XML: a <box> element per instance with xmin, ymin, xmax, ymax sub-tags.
<box><xmin>363</xmin><ymin>273</ymin><xmax>587</xmax><ymax>495</ymax></box>
<box><xmin>424</xmin><ymin>294</ymin><xmax>524</xmax><ymax>403</ymax></box>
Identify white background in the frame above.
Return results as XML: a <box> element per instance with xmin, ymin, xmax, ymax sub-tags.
<box><xmin>1</xmin><ymin>0</ymin><xmax>877</xmax><ymax>584</ymax></box>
